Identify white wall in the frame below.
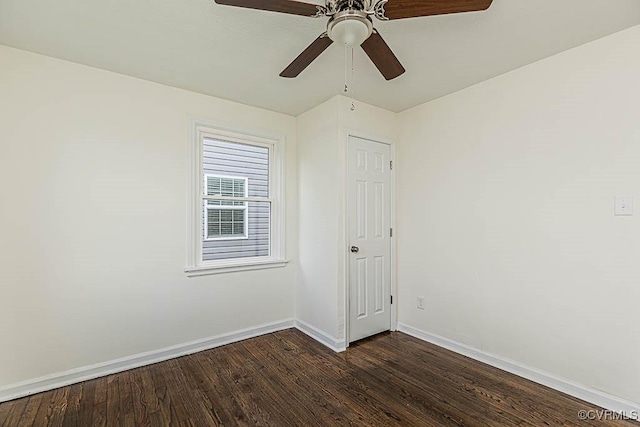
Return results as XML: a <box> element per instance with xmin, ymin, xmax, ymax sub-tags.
<box><xmin>296</xmin><ymin>95</ymin><xmax>396</xmax><ymax>345</ymax></box>
<box><xmin>397</xmin><ymin>25</ymin><xmax>640</xmax><ymax>404</ymax></box>
<box><xmin>0</xmin><ymin>45</ymin><xmax>298</xmax><ymax>388</ymax></box>
<box><xmin>296</xmin><ymin>96</ymin><xmax>341</xmax><ymax>341</ymax></box>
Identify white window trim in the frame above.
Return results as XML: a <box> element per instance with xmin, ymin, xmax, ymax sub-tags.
<box><xmin>185</xmin><ymin>118</ymin><xmax>288</xmax><ymax>276</ymax></box>
<box><xmin>203</xmin><ymin>174</ymin><xmax>249</xmax><ymax>241</ymax></box>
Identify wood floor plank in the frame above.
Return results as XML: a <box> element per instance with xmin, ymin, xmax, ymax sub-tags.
<box><xmin>105</xmin><ymin>374</ymin><xmax>121</xmax><ymax>427</ymax></box>
<box><xmin>44</xmin><ymin>387</ymin><xmax>69</xmax><ymax>427</ymax></box>
<box><xmin>147</xmin><ymin>361</ymin><xmax>181</xmax><ymax>426</ymax></box>
<box><xmin>0</xmin><ymin>395</ymin><xmax>28</xmax><ymax>427</ymax></box>
<box><xmin>30</xmin><ymin>391</ymin><xmax>56</xmax><ymax>427</ymax></box>
<box><xmin>75</xmin><ymin>378</ymin><xmax>95</xmax><ymax>427</ymax></box>
<box><xmin>117</xmin><ymin>371</ymin><xmax>135</xmax><ymax>427</ymax></box>
<box><xmin>17</xmin><ymin>394</ymin><xmax>43</xmax><ymax>427</ymax></box>
<box><xmin>60</xmin><ymin>383</ymin><xmax>83</xmax><ymax>427</ymax></box>
<box><xmin>1</xmin><ymin>329</ymin><xmax>637</xmax><ymax>427</ymax></box>
<box><xmin>0</xmin><ymin>401</ymin><xmax>11</xmax><ymax>427</ymax></box>
<box><xmin>91</xmin><ymin>377</ymin><xmax>108</xmax><ymax>427</ymax></box>
<box><xmin>128</xmin><ymin>368</ymin><xmax>155</xmax><ymax>426</ymax></box>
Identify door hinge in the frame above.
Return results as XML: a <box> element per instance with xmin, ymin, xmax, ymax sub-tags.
<box><xmin>390</xmin><ymin>160</ymin><xmax>393</xmax><ymax>170</ymax></box>
<box><xmin>390</xmin><ymin>228</ymin><xmax>393</xmax><ymax>237</ymax></box>
<box><xmin>390</xmin><ymin>295</ymin><xmax>393</xmax><ymax>304</ymax></box>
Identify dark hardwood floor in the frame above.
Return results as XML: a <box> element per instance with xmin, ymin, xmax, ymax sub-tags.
<box><xmin>0</xmin><ymin>329</ymin><xmax>636</xmax><ymax>426</ymax></box>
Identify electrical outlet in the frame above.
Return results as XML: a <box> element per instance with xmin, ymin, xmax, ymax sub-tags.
<box><xmin>417</xmin><ymin>296</ymin><xmax>425</xmax><ymax>310</ymax></box>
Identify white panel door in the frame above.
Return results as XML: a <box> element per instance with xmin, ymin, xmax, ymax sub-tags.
<box><xmin>348</xmin><ymin>136</ymin><xmax>392</xmax><ymax>343</ymax></box>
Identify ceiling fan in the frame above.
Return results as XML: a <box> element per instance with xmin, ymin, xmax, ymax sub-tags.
<box><xmin>214</xmin><ymin>0</ymin><xmax>493</xmax><ymax>80</ymax></box>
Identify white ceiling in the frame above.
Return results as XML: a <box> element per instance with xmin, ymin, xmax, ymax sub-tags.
<box><xmin>1</xmin><ymin>0</ymin><xmax>639</xmax><ymax>115</ymax></box>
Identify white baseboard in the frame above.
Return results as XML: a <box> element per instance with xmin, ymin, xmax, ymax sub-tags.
<box><xmin>0</xmin><ymin>318</ymin><xmax>295</xmax><ymax>403</ymax></box>
<box><xmin>397</xmin><ymin>323</ymin><xmax>640</xmax><ymax>417</ymax></box>
<box><xmin>294</xmin><ymin>319</ymin><xmax>346</xmax><ymax>353</ymax></box>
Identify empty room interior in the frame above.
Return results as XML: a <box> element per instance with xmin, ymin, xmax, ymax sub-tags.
<box><xmin>1</xmin><ymin>0</ymin><xmax>640</xmax><ymax>425</ymax></box>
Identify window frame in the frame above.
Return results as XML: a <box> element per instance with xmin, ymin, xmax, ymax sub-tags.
<box><xmin>203</xmin><ymin>174</ymin><xmax>249</xmax><ymax>241</ymax></box>
<box><xmin>185</xmin><ymin>118</ymin><xmax>287</xmax><ymax>276</ymax></box>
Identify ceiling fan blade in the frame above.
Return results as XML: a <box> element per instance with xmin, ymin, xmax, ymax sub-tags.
<box><xmin>361</xmin><ymin>30</ymin><xmax>405</xmax><ymax>81</ymax></box>
<box><xmin>280</xmin><ymin>33</ymin><xmax>333</xmax><ymax>78</ymax></box>
<box><xmin>381</xmin><ymin>0</ymin><xmax>493</xmax><ymax>20</ymax></box>
<box><xmin>214</xmin><ymin>0</ymin><xmax>320</xmax><ymax>17</ymax></box>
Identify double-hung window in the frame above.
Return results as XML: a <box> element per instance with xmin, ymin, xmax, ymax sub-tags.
<box><xmin>186</xmin><ymin>120</ymin><xmax>287</xmax><ymax>276</ymax></box>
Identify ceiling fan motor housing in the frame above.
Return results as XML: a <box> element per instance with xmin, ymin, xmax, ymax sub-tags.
<box><xmin>332</xmin><ymin>0</ymin><xmax>370</xmax><ymax>12</ymax></box>
<box><xmin>327</xmin><ymin>10</ymin><xmax>373</xmax><ymax>46</ymax></box>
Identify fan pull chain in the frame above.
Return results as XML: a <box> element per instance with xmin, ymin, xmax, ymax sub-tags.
<box><xmin>344</xmin><ymin>43</ymin><xmax>356</xmax><ymax>111</ymax></box>
<box><xmin>344</xmin><ymin>43</ymin><xmax>349</xmax><ymax>94</ymax></box>
<box><xmin>350</xmin><ymin>46</ymin><xmax>355</xmax><ymax>111</ymax></box>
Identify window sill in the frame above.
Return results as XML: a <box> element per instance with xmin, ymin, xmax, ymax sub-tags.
<box><xmin>184</xmin><ymin>258</ymin><xmax>289</xmax><ymax>277</ymax></box>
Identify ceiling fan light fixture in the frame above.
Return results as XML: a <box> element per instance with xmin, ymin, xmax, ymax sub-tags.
<box><xmin>327</xmin><ymin>11</ymin><xmax>373</xmax><ymax>47</ymax></box>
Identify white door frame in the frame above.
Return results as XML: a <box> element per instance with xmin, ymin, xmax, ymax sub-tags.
<box><xmin>343</xmin><ymin>130</ymin><xmax>397</xmax><ymax>347</ymax></box>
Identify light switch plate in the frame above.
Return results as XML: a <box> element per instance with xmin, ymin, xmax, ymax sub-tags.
<box><xmin>615</xmin><ymin>196</ymin><xmax>633</xmax><ymax>216</ymax></box>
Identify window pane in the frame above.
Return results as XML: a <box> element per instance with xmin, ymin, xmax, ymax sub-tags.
<box><xmin>207</xmin><ymin>209</ymin><xmax>221</xmax><ymax>237</ymax></box>
<box><xmin>206</xmin><ymin>208</ymin><xmax>246</xmax><ymax>238</ymax></box>
<box><xmin>233</xmin><ymin>222</ymin><xmax>244</xmax><ymax>235</ymax></box>
<box><xmin>234</xmin><ymin>179</ymin><xmax>245</xmax><ymax>197</ymax></box>
<box><xmin>207</xmin><ymin>177</ymin><xmax>221</xmax><ymax>195</ymax></box>
<box><xmin>220</xmin><ymin>221</ymin><xmax>233</xmax><ymax>235</ymax></box>
<box><xmin>203</xmin><ymin>137</ymin><xmax>269</xmax><ymax>198</ymax></box>
<box><xmin>220</xmin><ymin>178</ymin><xmax>233</xmax><ymax>196</ymax></box>
<box><xmin>206</xmin><ymin>176</ymin><xmax>247</xmax><ymax>198</ymax></box>
<box><xmin>203</xmin><ymin>202</ymin><xmax>270</xmax><ymax>261</ymax></box>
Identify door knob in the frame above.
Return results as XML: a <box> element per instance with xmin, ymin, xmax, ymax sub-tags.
<box><xmin>350</xmin><ymin>246</ymin><xmax>360</xmax><ymax>253</ymax></box>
